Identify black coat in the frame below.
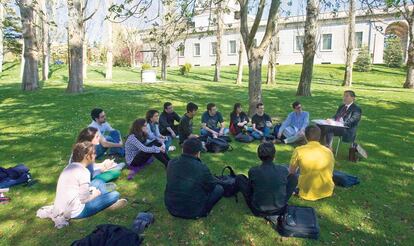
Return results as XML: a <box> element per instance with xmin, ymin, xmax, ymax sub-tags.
<box><xmin>333</xmin><ymin>103</ymin><xmax>362</xmax><ymax>142</ymax></box>
<box><xmin>71</xmin><ymin>224</ymin><xmax>142</xmax><ymax>246</ymax></box>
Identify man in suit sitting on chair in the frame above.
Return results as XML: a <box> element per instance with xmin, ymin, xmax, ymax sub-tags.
<box><xmin>321</xmin><ymin>90</ymin><xmax>362</xmax><ymax>149</ymax></box>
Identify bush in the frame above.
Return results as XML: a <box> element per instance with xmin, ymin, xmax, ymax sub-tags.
<box><xmin>354</xmin><ymin>46</ymin><xmax>372</xmax><ymax>72</ymax></box>
<box><xmin>114</xmin><ymin>55</ymin><xmax>130</xmax><ymax>67</ymax></box>
<box><xmin>180</xmin><ymin>63</ymin><xmax>192</xmax><ymax>75</ymax></box>
<box><xmin>142</xmin><ymin>63</ymin><xmax>152</xmax><ymax>70</ymax></box>
<box><xmin>384</xmin><ymin>36</ymin><xmax>403</xmax><ymax>68</ymax></box>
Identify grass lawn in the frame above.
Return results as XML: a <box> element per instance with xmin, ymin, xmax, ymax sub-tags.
<box><xmin>0</xmin><ymin>62</ymin><xmax>413</xmax><ymax>245</ymax></box>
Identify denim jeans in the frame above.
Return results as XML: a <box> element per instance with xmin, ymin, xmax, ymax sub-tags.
<box><xmin>96</xmin><ymin>130</ymin><xmax>125</xmax><ymax>159</ymax></box>
<box><xmin>200</xmin><ymin>128</ymin><xmax>229</xmax><ymax>137</ymax></box>
<box><xmin>249</xmin><ymin>127</ymin><xmax>271</xmax><ymax>140</ymax></box>
<box><xmin>73</xmin><ymin>179</ymin><xmax>120</xmax><ymax>219</ymax></box>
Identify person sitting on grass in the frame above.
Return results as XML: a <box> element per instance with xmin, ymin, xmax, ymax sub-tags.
<box><xmin>178</xmin><ymin>102</ymin><xmax>200</xmax><ymax>145</ymax></box>
<box><xmin>289</xmin><ymin>125</ymin><xmax>335</xmax><ymax>201</ymax></box>
<box><xmin>72</xmin><ymin>127</ymin><xmax>125</xmax><ymax>181</ymax></box>
<box><xmin>125</xmin><ymin>119</ymin><xmax>170</xmax><ymax>179</ymax></box>
<box><xmin>200</xmin><ymin>103</ymin><xmax>229</xmax><ymax>138</ymax></box>
<box><xmin>250</xmin><ymin>103</ymin><xmax>273</xmax><ymax>140</ymax></box>
<box><xmin>37</xmin><ymin>142</ymin><xmax>127</xmax><ymax>228</ymax></box>
<box><xmin>229</xmin><ymin>103</ymin><xmax>250</xmax><ymax>135</ymax></box>
<box><xmin>164</xmin><ymin>138</ymin><xmax>224</xmax><ymax>219</ymax></box>
<box><xmin>277</xmin><ymin>101</ymin><xmax>309</xmax><ymax>144</ymax></box>
<box><xmin>146</xmin><ymin>109</ymin><xmax>175</xmax><ymax>152</ymax></box>
<box><xmin>236</xmin><ymin>142</ymin><xmax>298</xmax><ymax>217</ymax></box>
<box><xmin>159</xmin><ymin>102</ymin><xmax>181</xmax><ymax>139</ymax></box>
<box><xmin>89</xmin><ymin>108</ymin><xmax>124</xmax><ymax>159</ymax></box>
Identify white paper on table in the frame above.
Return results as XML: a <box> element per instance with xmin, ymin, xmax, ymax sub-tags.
<box><xmin>312</xmin><ymin>119</ymin><xmax>345</xmax><ymax>127</ymax></box>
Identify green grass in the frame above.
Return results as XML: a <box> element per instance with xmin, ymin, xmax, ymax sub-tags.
<box><xmin>0</xmin><ymin>61</ymin><xmax>413</xmax><ymax>245</ymax></box>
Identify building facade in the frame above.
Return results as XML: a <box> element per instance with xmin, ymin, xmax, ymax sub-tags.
<box><xmin>143</xmin><ymin>5</ymin><xmax>409</xmax><ymax>68</ymax></box>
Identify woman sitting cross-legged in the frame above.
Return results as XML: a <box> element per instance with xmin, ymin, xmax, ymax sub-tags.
<box><xmin>146</xmin><ymin>109</ymin><xmax>175</xmax><ymax>152</ymax></box>
<box><xmin>37</xmin><ymin>142</ymin><xmax>127</xmax><ymax>228</ymax></box>
<box><xmin>125</xmin><ymin>118</ymin><xmax>171</xmax><ymax>179</ymax></box>
<box><xmin>72</xmin><ymin>127</ymin><xmax>125</xmax><ymax>182</ymax></box>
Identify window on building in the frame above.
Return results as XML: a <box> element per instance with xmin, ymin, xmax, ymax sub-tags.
<box><xmin>229</xmin><ymin>40</ymin><xmax>237</xmax><ymax>55</ymax></box>
<box><xmin>211</xmin><ymin>42</ymin><xmax>217</xmax><ymax>56</ymax></box>
<box><xmin>355</xmin><ymin>32</ymin><xmax>363</xmax><ymax>49</ymax></box>
<box><xmin>194</xmin><ymin>43</ymin><xmax>200</xmax><ymax>56</ymax></box>
<box><xmin>295</xmin><ymin>35</ymin><xmax>304</xmax><ymax>52</ymax></box>
<box><xmin>322</xmin><ymin>34</ymin><xmax>332</xmax><ymax>51</ymax></box>
<box><xmin>178</xmin><ymin>44</ymin><xmax>185</xmax><ymax>57</ymax></box>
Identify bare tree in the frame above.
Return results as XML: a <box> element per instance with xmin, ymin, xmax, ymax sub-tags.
<box><xmin>39</xmin><ymin>0</ymin><xmax>50</xmax><ymax>81</ymax></box>
<box><xmin>296</xmin><ymin>0</ymin><xmax>319</xmax><ymax>96</ymax></box>
<box><xmin>83</xmin><ymin>33</ymin><xmax>87</xmax><ymax>79</ymax></box>
<box><xmin>66</xmin><ymin>0</ymin><xmax>97</xmax><ymax>93</ymax></box>
<box><xmin>17</xmin><ymin>0</ymin><xmax>39</xmax><ymax>91</ymax></box>
<box><xmin>117</xmin><ymin>25</ymin><xmax>141</xmax><ymax>67</ymax></box>
<box><xmin>213</xmin><ymin>0</ymin><xmax>223</xmax><ymax>82</ymax></box>
<box><xmin>0</xmin><ymin>2</ymin><xmax>4</xmax><ymax>73</ymax></box>
<box><xmin>238</xmin><ymin>0</ymin><xmax>280</xmax><ymax>115</ymax></box>
<box><xmin>106</xmin><ymin>0</ymin><xmax>113</xmax><ymax>80</ymax></box>
<box><xmin>343</xmin><ymin>0</ymin><xmax>356</xmax><ymax>87</ymax></box>
<box><xmin>266</xmin><ymin>24</ymin><xmax>279</xmax><ymax>85</ymax></box>
<box><xmin>235</xmin><ymin>38</ymin><xmax>244</xmax><ymax>85</ymax></box>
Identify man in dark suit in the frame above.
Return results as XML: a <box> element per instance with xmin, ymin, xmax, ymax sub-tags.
<box><xmin>321</xmin><ymin>90</ymin><xmax>362</xmax><ymax>149</ymax></box>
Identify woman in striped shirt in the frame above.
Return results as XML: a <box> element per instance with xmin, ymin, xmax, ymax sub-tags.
<box><xmin>125</xmin><ymin>118</ymin><xmax>170</xmax><ymax>170</ymax></box>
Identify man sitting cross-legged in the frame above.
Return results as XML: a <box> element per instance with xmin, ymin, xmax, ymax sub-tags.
<box><xmin>289</xmin><ymin>125</ymin><xmax>335</xmax><ymax>201</ymax></box>
<box><xmin>277</xmin><ymin>101</ymin><xmax>309</xmax><ymax>144</ymax></box>
<box><xmin>236</xmin><ymin>142</ymin><xmax>298</xmax><ymax>217</ymax></box>
<box><xmin>200</xmin><ymin>103</ymin><xmax>229</xmax><ymax>138</ymax></box>
<box><xmin>89</xmin><ymin>108</ymin><xmax>124</xmax><ymax>159</ymax></box>
<box><xmin>164</xmin><ymin>138</ymin><xmax>224</xmax><ymax>219</ymax></box>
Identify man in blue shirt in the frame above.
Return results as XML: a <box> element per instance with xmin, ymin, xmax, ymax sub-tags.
<box><xmin>277</xmin><ymin>101</ymin><xmax>309</xmax><ymax>144</ymax></box>
<box><xmin>200</xmin><ymin>103</ymin><xmax>229</xmax><ymax>138</ymax></box>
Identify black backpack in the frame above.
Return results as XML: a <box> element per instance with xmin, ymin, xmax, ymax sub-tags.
<box><xmin>276</xmin><ymin>206</ymin><xmax>320</xmax><ymax>239</ymax></box>
<box><xmin>216</xmin><ymin>166</ymin><xmax>239</xmax><ymax>198</ymax></box>
<box><xmin>333</xmin><ymin>170</ymin><xmax>360</xmax><ymax>187</ymax></box>
<box><xmin>72</xmin><ymin>224</ymin><xmax>143</xmax><ymax>246</ymax></box>
<box><xmin>206</xmin><ymin>137</ymin><xmax>232</xmax><ymax>153</ymax></box>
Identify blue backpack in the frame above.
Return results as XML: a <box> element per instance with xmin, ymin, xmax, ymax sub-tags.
<box><xmin>0</xmin><ymin>164</ymin><xmax>31</xmax><ymax>188</ymax></box>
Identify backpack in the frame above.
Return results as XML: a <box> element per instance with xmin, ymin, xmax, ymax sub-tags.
<box><xmin>216</xmin><ymin>166</ymin><xmax>239</xmax><ymax>198</ymax></box>
<box><xmin>205</xmin><ymin>137</ymin><xmax>232</xmax><ymax>153</ymax></box>
<box><xmin>276</xmin><ymin>205</ymin><xmax>320</xmax><ymax>239</ymax></box>
<box><xmin>71</xmin><ymin>224</ymin><xmax>143</xmax><ymax>246</ymax></box>
<box><xmin>333</xmin><ymin>170</ymin><xmax>360</xmax><ymax>187</ymax></box>
<box><xmin>0</xmin><ymin>164</ymin><xmax>31</xmax><ymax>189</ymax></box>
<box><xmin>234</xmin><ymin>133</ymin><xmax>254</xmax><ymax>143</ymax></box>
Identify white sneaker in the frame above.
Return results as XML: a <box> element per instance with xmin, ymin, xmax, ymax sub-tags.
<box><xmin>106</xmin><ymin>198</ymin><xmax>127</xmax><ymax>211</ymax></box>
<box><xmin>168</xmin><ymin>146</ymin><xmax>176</xmax><ymax>152</ymax></box>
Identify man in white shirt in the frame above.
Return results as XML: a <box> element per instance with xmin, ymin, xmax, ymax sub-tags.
<box><xmin>89</xmin><ymin>108</ymin><xmax>124</xmax><ymax>159</ymax></box>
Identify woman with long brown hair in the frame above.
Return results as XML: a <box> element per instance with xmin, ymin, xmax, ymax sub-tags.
<box><xmin>125</xmin><ymin>118</ymin><xmax>170</xmax><ymax>179</ymax></box>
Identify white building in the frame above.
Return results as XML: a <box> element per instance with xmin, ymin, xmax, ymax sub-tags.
<box><xmin>142</xmin><ymin>4</ymin><xmax>409</xmax><ymax>68</ymax></box>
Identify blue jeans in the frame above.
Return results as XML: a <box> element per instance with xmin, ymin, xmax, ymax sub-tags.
<box><xmin>200</xmin><ymin>128</ymin><xmax>229</xmax><ymax>137</ymax></box>
<box><xmin>249</xmin><ymin>127</ymin><xmax>270</xmax><ymax>140</ymax></box>
<box><xmin>165</xmin><ymin>136</ymin><xmax>173</xmax><ymax>151</ymax></box>
<box><xmin>73</xmin><ymin>179</ymin><xmax>119</xmax><ymax>219</ymax></box>
<box><xmin>96</xmin><ymin>130</ymin><xmax>125</xmax><ymax>159</ymax></box>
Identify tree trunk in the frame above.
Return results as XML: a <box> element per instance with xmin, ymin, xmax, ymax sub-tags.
<box><xmin>18</xmin><ymin>0</ymin><xmax>40</xmax><ymax>91</ymax></box>
<box><xmin>131</xmin><ymin>49</ymin><xmax>136</xmax><ymax>67</ymax></box>
<box><xmin>247</xmin><ymin>55</ymin><xmax>263</xmax><ymax>116</ymax></box>
<box><xmin>105</xmin><ymin>1</ymin><xmax>113</xmax><ymax>80</ymax></box>
<box><xmin>213</xmin><ymin>3</ymin><xmax>223</xmax><ymax>82</ymax></box>
<box><xmin>236</xmin><ymin>38</ymin><xmax>244</xmax><ymax>85</ymax></box>
<box><xmin>404</xmin><ymin>22</ymin><xmax>414</xmax><ymax>88</ymax></box>
<box><xmin>161</xmin><ymin>48</ymin><xmax>167</xmax><ymax>81</ymax></box>
<box><xmin>0</xmin><ymin>4</ymin><xmax>4</xmax><ymax>73</ymax></box>
<box><xmin>343</xmin><ymin>0</ymin><xmax>356</xmax><ymax>87</ymax></box>
<box><xmin>266</xmin><ymin>36</ymin><xmax>277</xmax><ymax>85</ymax></box>
<box><xmin>296</xmin><ymin>0</ymin><xmax>318</xmax><ymax>96</ymax></box>
<box><xmin>404</xmin><ymin>41</ymin><xmax>414</xmax><ymax>88</ymax></box>
<box><xmin>66</xmin><ymin>0</ymin><xmax>84</xmax><ymax>93</ymax></box>
<box><xmin>40</xmin><ymin>0</ymin><xmax>49</xmax><ymax>81</ymax></box>
<box><xmin>83</xmin><ymin>35</ymin><xmax>87</xmax><ymax>79</ymax></box>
